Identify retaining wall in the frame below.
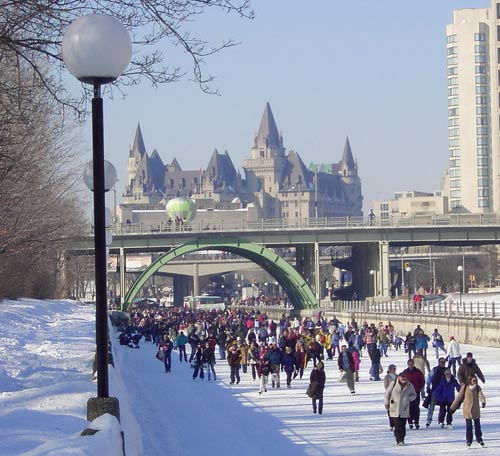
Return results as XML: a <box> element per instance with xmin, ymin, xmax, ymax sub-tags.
<box><xmin>296</xmin><ymin>309</ymin><xmax>500</xmax><ymax>348</ymax></box>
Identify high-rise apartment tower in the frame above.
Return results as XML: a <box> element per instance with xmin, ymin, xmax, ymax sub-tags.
<box><xmin>447</xmin><ymin>1</ymin><xmax>500</xmax><ymax>213</ymax></box>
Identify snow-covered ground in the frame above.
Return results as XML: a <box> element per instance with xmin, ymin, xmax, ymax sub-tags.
<box><xmin>1</xmin><ymin>299</ymin><xmax>499</xmax><ymax>455</ymax></box>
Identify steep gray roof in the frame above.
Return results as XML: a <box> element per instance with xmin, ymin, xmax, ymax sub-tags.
<box><xmin>340</xmin><ymin>137</ymin><xmax>356</xmax><ymax>170</ymax></box>
<box><xmin>148</xmin><ymin>149</ymin><xmax>165</xmax><ymax>193</ymax></box>
<box><xmin>130</xmin><ymin>123</ymin><xmax>147</xmax><ymax>157</ymax></box>
<box><xmin>281</xmin><ymin>150</ymin><xmax>310</xmax><ymax>189</ymax></box>
<box><xmin>206</xmin><ymin>149</ymin><xmax>237</xmax><ymax>189</ymax></box>
<box><xmin>256</xmin><ymin>102</ymin><xmax>281</xmax><ymax>148</ymax></box>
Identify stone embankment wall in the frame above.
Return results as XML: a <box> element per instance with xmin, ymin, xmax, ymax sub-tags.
<box><xmin>296</xmin><ymin>309</ymin><xmax>500</xmax><ymax>348</ymax></box>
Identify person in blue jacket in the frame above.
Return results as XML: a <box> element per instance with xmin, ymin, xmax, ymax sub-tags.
<box><xmin>265</xmin><ymin>342</ymin><xmax>283</xmax><ymax>388</ymax></box>
<box><xmin>434</xmin><ymin>368</ymin><xmax>460</xmax><ymax>429</ymax></box>
<box><xmin>176</xmin><ymin>331</ymin><xmax>188</xmax><ymax>362</ymax></box>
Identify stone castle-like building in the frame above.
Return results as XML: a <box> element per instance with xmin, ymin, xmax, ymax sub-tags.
<box><xmin>117</xmin><ymin>103</ymin><xmax>363</xmax><ymax>226</ymax></box>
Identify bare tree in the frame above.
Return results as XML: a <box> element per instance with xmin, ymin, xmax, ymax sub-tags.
<box><xmin>0</xmin><ymin>0</ymin><xmax>254</xmax><ymax>113</ymax></box>
<box><xmin>0</xmin><ymin>52</ymin><xmax>86</xmax><ymax>298</ymax></box>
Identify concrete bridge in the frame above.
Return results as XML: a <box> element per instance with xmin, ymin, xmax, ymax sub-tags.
<box><xmin>72</xmin><ymin>214</ymin><xmax>500</xmax><ymax>310</ymax></box>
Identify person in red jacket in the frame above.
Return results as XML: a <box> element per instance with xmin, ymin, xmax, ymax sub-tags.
<box><xmin>402</xmin><ymin>358</ymin><xmax>425</xmax><ymax>429</ymax></box>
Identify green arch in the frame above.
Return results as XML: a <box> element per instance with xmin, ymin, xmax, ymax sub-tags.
<box><xmin>123</xmin><ymin>238</ymin><xmax>318</xmax><ymax>311</ymax></box>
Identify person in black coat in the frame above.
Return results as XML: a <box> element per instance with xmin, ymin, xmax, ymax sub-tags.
<box><xmin>308</xmin><ymin>361</ymin><xmax>326</xmax><ymax>414</ymax></box>
<box><xmin>369</xmin><ymin>346</ymin><xmax>382</xmax><ymax>381</ymax></box>
<box><xmin>227</xmin><ymin>345</ymin><xmax>242</xmax><ymax>385</ymax></box>
<box><xmin>192</xmin><ymin>343</ymin><xmax>205</xmax><ymax>380</ymax></box>
<box><xmin>159</xmin><ymin>335</ymin><xmax>174</xmax><ymax>373</ymax></box>
<box><xmin>457</xmin><ymin>352</ymin><xmax>485</xmax><ymax>385</ymax></box>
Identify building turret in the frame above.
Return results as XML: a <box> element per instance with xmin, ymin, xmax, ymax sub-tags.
<box><xmin>251</xmin><ymin>102</ymin><xmax>285</xmax><ymax>158</ymax></box>
<box><xmin>128</xmin><ymin>123</ymin><xmax>147</xmax><ymax>183</ymax></box>
<box><xmin>338</xmin><ymin>137</ymin><xmax>357</xmax><ymax>178</ymax></box>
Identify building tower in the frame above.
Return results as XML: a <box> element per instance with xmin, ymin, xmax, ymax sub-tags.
<box><xmin>243</xmin><ymin>102</ymin><xmax>288</xmax><ymax>194</ymax></box>
<box><xmin>446</xmin><ymin>2</ymin><xmax>500</xmax><ymax>213</ymax></box>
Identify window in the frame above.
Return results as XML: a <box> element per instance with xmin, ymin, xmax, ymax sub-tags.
<box><xmin>449</xmin><ymin>128</ymin><xmax>459</xmax><ymax>137</ymax></box>
<box><xmin>450</xmin><ymin>190</ymin><xmax>461</xmax><ymax>198</ymax></box>
<box><xmin>449</xmin><ymin>149</ymin><xmax>460</xmax><ymax>157</ymax></box>
<box><xmin>477</xmin><ymin>137</ymin><xmax>489</xmax><ymax>145</ymax></box>
<box><xmin>449</xmin><ymin>117</ymin><xmax>459</xmax><ymax>127</ymax></box>
<box><xmin>475</xmin><ymin>76</ymin><xmax>487</xmax><ymax>84</ymax></box>
<box><xmin>449</xmin><ymin>87</ymin><xmax>459</xmax><ymax>96</ymax></box>
<box><xmin>478</xmin><ymin>188</ymin><xmax>489</xmax><ymax>197</ymax></box>
<box><xmin>477</xmin><ymin>147</ymin><xmax>489</xmax><ymax>156</ymax></box>
<box><xmin>450</xmin><ymin>169</ymin><xmax>461</xmax><ymax>178</ymax></box>
<box><xmin>448</xmin><ymin>56</ymin><xmax>458</xmax><ymax>66</ymax></box>
<box><xmin>475</xmin><ymin>54</ymin><xmax>487</xmax><ymax>63</ymax></box>
<box><xmin>475</xmin><ymin>44</ymin><xmax>487</xmax><ymax>53</ymax></box>
<box><xmin>449</xmin><ymin>138</ymin><xmax>460</xmax><ymax>147</ymax></box>
<box><xmin>476</xmin><ymin>106</ymin><xmax>488</xmax><ymax>114</ymax></box>
<box><xmin>475</xmin><ymin>33</ymin><xmax>486</xmax><ymax>41</ymax></box>
<box><xmin>476</xmin><ymin>85</ymin><xmax>488</xmax><ymax>94</ymax></box>
<box><xmin>449</xmin><ymin>107</ymin><xmax>459</xmax><ymax>117</ymax></box>
<box><xmin>478</xmin><ymin>178</ymin><xmax>489</xmax><ymax>186</ymax></box>
<box><xmin>477</xmin><ymin>168</ymin><xmax>489</xmax><ymax>176</ymax></box>
<box><xmin>380</xmin><ymin>203</ymin><xmax>389</xmax><ymax>211</ymax></box>
<box><xmin>448</xmin><ymin>97</ymin><xmax>459</xmax><ymax>106</ymax></box>
<box><xmin>450</xmin><ymin>180</ymin><xmax>461</xmax><ymax>188</ymax></box>
<box><xmin>478</xmin><ymin>198</ymin><xmax>490</xmax><ymax>207</ymax></box>
<box><xmin>497</xmin><ymin>3</ymin><xmax>500</xmax><ymax>19</ymax></box>
<box><xmin>475</xmin><ymin>65</ymin><xmax>487</xmax><ymax>74</ymax></box>
<box><xmin>477</xmin><ymin>127</ymin><xmax>489</xmax><ymax>135</ymax></box>
<box><xmin>448</xmin><ymin>67</ymin><xmax>458</xmax><ymax>76</ymax></box>
<box><xmin>447</xmin><ymin>35</ymin><xmax>457</xmax><ymax>43</ymax></box>
<box><xmin>477</xmin><ymin>157</ymin><xmax>489</xmax><ymax>166</ymax></box>
<box><xmin>477</xmin><ymin>117</ymin><xmax>488</xmax><ymax>125</ymax></box>
<box><xmin>498</xmin><ymin>25</ymin><xmax>500</xmax><ymax>41</ymax></box>
<box><xmin>448</xmin><ymin>47</ymin><xmax>457</xmax><ymax>55</ymax></box>
<box><xmin>450</xmin><ymin>159</ymin><xmax>461</xmax><ymax>167</ymax></box>
<box><xmin>476</xmin><ymin>96</ymin><xmax>488</xmax><ymax>104</ymax></box>
<box><xmin>451</xmin><ymin>200</ymin><xmax>462</xmax><ymax>209</ymax></box>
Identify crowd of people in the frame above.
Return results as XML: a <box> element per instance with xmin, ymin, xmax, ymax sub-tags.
<box><xmin>116</xmin><ymin>306</ymin><xmax>488</xmax><ymax>448</ymax></box>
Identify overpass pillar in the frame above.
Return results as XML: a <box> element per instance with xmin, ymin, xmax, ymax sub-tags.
<box><xmin>173</xmin><ymin>275</ymin><xmax>191</xmax><ymax>306</ymax></box>
<box><xmin>314</xmin><ymin>242</ymin><xmax>320</xmax><ymax>301</ymax></box>
<box><xmin>352</xmin><ymin>244</ymin><xmax>378</xmax><ymax>299</ymax></box>
<box><xmin>296</xmin><ymin>244</ymin><xmax>316</xmax><ymax>294</ymax></box>
<box><xmin>119</xmin><ymin>247</ymin><xmax>126</xmax><ymax>303</ymax></box>
<box><xmin>193</xmin><ymin>263</ymin><xmax>199</xmax><ymax>296</ymax></box>
<box><xmin>378</xmin><ymin>241</ymin><xmax>390</xmax><ymax>297</ymax></box>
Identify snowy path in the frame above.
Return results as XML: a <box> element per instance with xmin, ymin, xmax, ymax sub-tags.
<box><xmin>114</xmin><ymin>334</ymin><xmax>500</xmax><ymax>455</ymax></box>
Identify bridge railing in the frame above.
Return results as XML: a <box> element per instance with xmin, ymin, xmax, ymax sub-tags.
<box><xmin>85</xmin><ymin>213</ymin><xmax>500</xmax><ymax>236</ymax></box>
<box><xmin>320</xmin><ymin>299</ymin><xmax>498</xmax><ymax>319</ymax></box>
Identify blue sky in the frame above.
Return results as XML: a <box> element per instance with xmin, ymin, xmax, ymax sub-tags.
<box><xmin>92</xmin><ymin>0</ymin><xmax>491</xmax><ymax>212</ymax></box>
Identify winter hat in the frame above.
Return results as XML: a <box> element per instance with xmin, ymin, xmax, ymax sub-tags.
<box><xmin>449</xmin><ymin>336</ymin><xmax>454</xmax><ymax>340</ymax></box>
<box><xmin>466</xmin><ymin>352</ymin><xmax>473</xmax><ymax>358</ymax></box>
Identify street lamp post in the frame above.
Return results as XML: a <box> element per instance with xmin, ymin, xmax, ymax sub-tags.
<box><xmin>369</xmin><ymin>269</ymin><xmax>376</xmax><ymax>298</ymax></box>
<box><xmin>457</xmin><ymin>265</ymin><xmax>463</xmax><ymax>307</ymax></box>
<box><xmin>62</xmin><ymin>14</ymin><xmax>131</xmax><ymax>420</ymax></box>
<box><xmin>405</xmin><ymin>266</ymin><xmax>412</xmax><ymax>304</ymax></box>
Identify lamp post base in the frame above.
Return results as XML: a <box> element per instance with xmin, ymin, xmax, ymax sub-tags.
<box><xmin>87</xmin><ymin>396</ymin><xmax>120</xmax><ymax>422</ymax></box>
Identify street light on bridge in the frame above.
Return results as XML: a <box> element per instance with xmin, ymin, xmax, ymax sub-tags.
<box><xmin>405</xmin><ymin>265</ymin><xmax>412</xmax><ymax>303</ymax></box>
<box><xmin>457</xmin><ymin>265</ymin><xmax>464</xmax><ymax>307</ymax></box>
<box><xmin>62</xmin><ymin>13</ymin><xmax>131</xmax><ymax>420</ymax></box>
<box><xmin>369</xmin><ymin>269</ymin><xmax>376</xmax><ymax>298</ymax></box>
